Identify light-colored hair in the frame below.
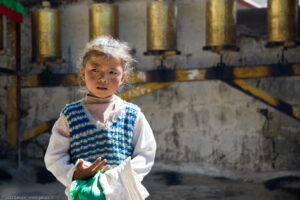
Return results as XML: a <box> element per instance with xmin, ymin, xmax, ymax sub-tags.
<box><xmin>78</xmin><ymin>36</ymin><xmax>136</xmax><ymax>93</ymax></box>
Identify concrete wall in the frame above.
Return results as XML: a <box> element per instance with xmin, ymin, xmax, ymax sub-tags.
<box><xmin>1</xmin><ymin>0</ymin><xmax>300</xmax><ymax>176</ymax></box>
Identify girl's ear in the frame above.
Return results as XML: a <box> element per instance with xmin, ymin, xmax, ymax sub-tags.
<box><xmin>80</xmin><ymin>67</ymin><xmax>85</xmax><ymax>80</ymax></box>
<box><xmin>121</xmin><ymin>72</ymin><xmax>126</xmax><ymax>83</ymax></box>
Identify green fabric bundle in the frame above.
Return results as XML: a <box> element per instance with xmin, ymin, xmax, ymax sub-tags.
<box><xmin>69</xmin><ymin>170</ymin><xmax>106</xmax><ymax>200</ymax></box>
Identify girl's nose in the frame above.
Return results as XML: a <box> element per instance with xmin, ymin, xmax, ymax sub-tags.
<box><xmin>98</xmin><ymin>72</ymin><xmax>108</xmax><ymax>82</ymax></box>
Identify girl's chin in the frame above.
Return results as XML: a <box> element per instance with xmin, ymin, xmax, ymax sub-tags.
<box><xmin>89</xmin><ymin>92</ymin><xmax>112</xmax><ymax>98</ymax></box>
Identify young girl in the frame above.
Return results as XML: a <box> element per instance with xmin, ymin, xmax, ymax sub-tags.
<box><xmin>44</xmin><ymin>36</ymin><xmax>156</xmax><ymax>199</ymax></box>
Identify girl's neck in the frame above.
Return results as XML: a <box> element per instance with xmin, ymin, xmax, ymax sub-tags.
<box><xmin>85</xmin><ymin>94</ymin><xmax>115</xmax><ymax>104</ymax></box>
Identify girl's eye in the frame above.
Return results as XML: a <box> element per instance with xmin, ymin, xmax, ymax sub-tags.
<box><xmin>91</xmin><ymin>69</ymin><xmax>98</xmax><ymax>72</ymax></box>
<box><xmin>109</xmin><ymin>71</ymin><xmax>117</xmax><ymax>75</ymax></box>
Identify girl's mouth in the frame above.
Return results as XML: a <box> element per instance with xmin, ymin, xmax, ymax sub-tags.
<box><xmin>97</xmin><ymin>86</ymin><xmax>108</xmax><ymax>90</ymax></box>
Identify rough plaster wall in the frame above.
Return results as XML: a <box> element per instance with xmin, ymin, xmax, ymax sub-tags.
<box><xmin>0</xmin><ymin>0</ymin><xmax>299</xmax><ymax>174</ymax></box>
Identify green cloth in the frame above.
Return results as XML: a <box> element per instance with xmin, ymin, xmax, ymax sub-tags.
<box><xmin>69</xmin><ymin>170</ymin><xmax>106</xmax><ymax>200</ymax></box>
<box><xmin>0</xmin><ymin>0</ymin><xmax>25</xmax><ymax>15</ymax></box>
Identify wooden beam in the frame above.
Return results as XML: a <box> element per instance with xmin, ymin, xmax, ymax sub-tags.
<box><xmin>0</xmin><ymin>67</ymin><xmax>16</xmax><ymax>75</ymax></box>
<box><xmin>129</xmin><ymin>64</ymin><xmax>300</xmax><ymax>83</ymax></box>
<box><xmin>5</xmin><ymin>18</ymin><xmax>19</xmax><ymax>148</ymax></box>
<box><xmin>21</xmin><ymin>120</ymin><xmax>56</xmax><ymax>142</ymax></box>
<box><xmin>21</xmin><ymin>64</ymin><xmax>300</xmax><ymax>88</ymax></box>
<box><xmin>22</xmin><ymin>73</ymin><xmax>80</xmax><ymax>88</ymax></box>
<box><xmin>119</xmin><ymin>82</ymin><xmax>175</xmax><ymax>101</ymax></box>
<box><xmin>6</xmin><ymin>76</ymin><xmax>18</xmax><ymax>147</ymax></box>
<box><xmin>292</xmin><ymin>64</ymin><xmax>300</xmax><ymax>75</ymax></box>
<box><xmin>225</xmin><ymin>79</ymin><xmax>300</xmax><ymax>121</ymax></box>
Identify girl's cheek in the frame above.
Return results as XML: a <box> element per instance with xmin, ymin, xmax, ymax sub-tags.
<box><xmin>110</xmin><ymin>75</ymin><xmax>121</xmax><ymax>81</ymax></box>
<box><xmin>110</xmin><ymin>78</ymin><xmax>119</xmax><ymax>83</ymax></box>
<box><xmin>89</xmin><ymin>73</ymin><xmax>98</xmax><ymax>80</ymax></box>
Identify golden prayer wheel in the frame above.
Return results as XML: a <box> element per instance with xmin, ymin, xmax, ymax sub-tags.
<box><xmin>32</xmin><ymin>1</ymin><xmax>61</xmax><ymax>62</ymax></box>
<box><xmin>0</xmin><ymin>15</ymin><xmax>3</xmax><ymax>53</ymax></box>
<box><xmin>146</xmin><ymin>0</ymin><xmax>177</xmax><ymax>53</ymax></box>
<box><xmin>203</xmin><ymin>0</ymin><xmax>238</xmax><ymax>52</ymax></box>
<box><xmin>267</xmin><ymin>0</ymin><xmax>298</xmax><ymax>47</ymax></box>
<box><xmin>89</xmin><ymin>3</ymin><xmax>119</xmax><ymax>40</ymax></box>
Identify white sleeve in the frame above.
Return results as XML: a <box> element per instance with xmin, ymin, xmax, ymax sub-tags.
<box><xmin>131</xmin><ymin>111</ymin><xmax>157</xmax><ymax>182</ymax></box>
<box><xmin>44</xmin><ymin>115</ymin><xmax>77</xmax><ymax>187</ymax></box>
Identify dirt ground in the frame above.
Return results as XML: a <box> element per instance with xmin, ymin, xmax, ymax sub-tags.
<box><xmin>0</xmin><ymin>158</ymin><xmax>299</xmax><ymax>200</ymax></box>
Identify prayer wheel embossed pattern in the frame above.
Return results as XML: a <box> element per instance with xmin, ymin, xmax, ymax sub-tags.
<box><xmin>267</xmin><ymin>0</ymin><xmax>298</xmax><ymax>46</ymax></box>
<box><xmin>147</xmin><ymin>0</ymin><xmax>177</xmax><ymax>51</ymax></box>
<box><xmin>205</xmin><ymin>0</ymin><xmax>236</xmax><ymax>50</ymax></box>
<box><xmin>32</xmin><ymin>4</ymin><xmax>61</xmax><ymax>62</ymax></box>
<box><xmin>89</xmin><ymin>3</ymin><xmax>119</xmax><ymax>40</ymax></box>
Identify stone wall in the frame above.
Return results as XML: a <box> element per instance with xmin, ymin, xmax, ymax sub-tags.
<box><xmin>0</xmin><ymin>0</ymin><xmax>299</xmax><ymax>176</ymax></box>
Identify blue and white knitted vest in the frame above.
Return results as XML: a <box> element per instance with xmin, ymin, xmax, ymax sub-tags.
<box><xmin>61</xmin><ymin>100</ymin><xmax>139</xmax><ymax>167</ymax></box>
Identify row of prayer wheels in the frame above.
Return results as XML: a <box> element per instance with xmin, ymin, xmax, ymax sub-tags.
<box><xmin>12</xmin><ymin>0</ymin><xmax>299</xmax><ymax>62</ymax></box>
<box><xmin>30</xmin><ymin>0</ymin><xmax>178</xmax><ymax>62</ymax></box>
<box><xmin>204</xmin><ymin>0</ymin><xmax>299</xmax><ymax>52</ymax></box>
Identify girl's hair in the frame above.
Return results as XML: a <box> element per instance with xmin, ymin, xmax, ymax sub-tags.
<box><xmin>78</xmin><ymin>36</ymin><xmax>136</xmax><ymax>93</ymax></box>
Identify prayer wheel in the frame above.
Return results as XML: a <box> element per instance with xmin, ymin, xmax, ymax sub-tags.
<box><xmin>147</xmin><ymin>0</ymin><xmax>177</xmax><ymax>52</ymax></box>
<box><xmin>32</xmin><ymin>1</ymin><xmax>61</xmax><ymax>62</ymax></box>
<box><xmin>267</xmin><ymin>0</ymin><xmax>298</xmax><ymax>47</ymax></box>
<box><xmin>0</xmin><ymin>15</ymin><xmax>3</xmax><ymax>53</ymax></box>
<box><xmin>89</xmin><ymin>3</ymin><xmax>119</xmax><ymax>40</ymax></box>
<box><xmin>203</xmin><ymin>0</ymin><xmax>237</xmax><ymax>52</ymax></box>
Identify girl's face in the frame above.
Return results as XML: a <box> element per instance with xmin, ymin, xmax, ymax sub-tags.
<box><xmin>81</xmin><ymin>52</ymin><xmax>126</xmax><ymax>98</ymax></box>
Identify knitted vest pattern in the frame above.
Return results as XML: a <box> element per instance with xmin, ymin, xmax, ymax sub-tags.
<box><xmin>61</xmin><ymin>100</ymin><xmax>139</xmax><ymax>166</ymax></box>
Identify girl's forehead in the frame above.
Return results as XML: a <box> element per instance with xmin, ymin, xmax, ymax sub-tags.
<box><xmin>87</xmin><ymin>52</ymin><xmax>122</xmax><ymax>66</ymax></box>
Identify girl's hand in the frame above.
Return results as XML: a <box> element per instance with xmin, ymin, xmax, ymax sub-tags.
<box><xmin>72</xmin><ymin>157</ymin><xmax>110</xmax><ymax>180</ymax></box>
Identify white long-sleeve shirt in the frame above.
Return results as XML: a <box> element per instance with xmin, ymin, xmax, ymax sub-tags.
<box><xmin>44</xmin><ymin>94</ymin><xmax>156</xmax><ymax>199</ymax></box>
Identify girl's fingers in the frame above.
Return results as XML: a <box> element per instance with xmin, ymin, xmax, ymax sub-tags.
<box><xmin>91</xmin><ymin>159</ymin><xmax>107</xmax><ymax>173</ymax></box>
<box><xmin>83</xmin><ymin>160</ymin><xmax>92</xmax><ymax>168</ymax></box>
<box><xmin>103</xmin><ymin>165</ymin><xmax>111</xmax><ymax>171</ymax></box>
<box><xmin>89</xmin><ymin>158</ymin><xmax>107</xmax><ymax>173</ymax></box>
<box><xmin>76</xmin><ymin>159</ymin><xmax>84</xmax><ymax>169</ymax></box>
<box><xmin>87</xmin><ymin>157</ymin><xmax>102</xmax><ymax>170</ymax></box>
